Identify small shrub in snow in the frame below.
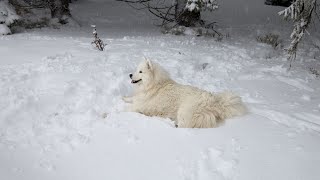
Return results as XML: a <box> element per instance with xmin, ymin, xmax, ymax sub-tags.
<box><xmin>162</xmin><ymin>25</ymin><xmax>223</xmax><ymax>40</ymax></box>
<box><xmin>313</xmin><ymin>40</ymin><xmax>320</xmax><ymax>51</ymax></box>
<box><xmin>256</xmin><ymin>33</ymin><xmax>282</xmax><ymax>49</ymax></box>
<box><xmin>311</xmin><ymin>40</ymin><xmax>320</xmax><ymax>60</ymax></box>
<box><xmin>91</xmin><ymin>25</ymin><xmax>105</xmax><ymax>51</ymax></box>
<box><xmin>162</xmin><ymin>26</ymin><xmax>194</xmax><ymax>36</ymax></box>
<box><xmin>310</xmin><ymin>67</ymin><xmax>320</xmax><ymax>77</ymax></box>
<box><xmin>0</xmin><ymin>1</ymin><xmax>20</xmax><ymax>35</ymax></box>
<box><xmin>185</xmin><ymin>0</ymin><xmax>219</xmax><ymax>12</ymax></box>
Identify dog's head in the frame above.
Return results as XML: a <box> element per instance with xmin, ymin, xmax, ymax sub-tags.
<box><xmin>129</xmin><ymin>58</ymin><xmax>170</xmax><ymax>91</ymax></box>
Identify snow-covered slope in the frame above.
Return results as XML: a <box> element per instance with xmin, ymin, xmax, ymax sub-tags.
<box><xmin>0</xmin><ymin>0</ymin><xmax>320</xmax><ymax>180</ymax></box>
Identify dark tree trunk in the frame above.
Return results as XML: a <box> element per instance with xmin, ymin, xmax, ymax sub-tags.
<box><xmin>49</xmin><ymin>0</ymin><xmax>71</xmax><ymax>23</ymax></box>
<box><xmin>265</xmin><ymin>0</ymin><xmax>292</xmax><ymax>7</ymax></box>
<box><xmin>175</xmin><ymin>0</ymin><xmax>201</xmax><ymax>27</ymax></box>
<box><xmin>176</xmin><ymin>10</ymin><xmax>201</xmax><ymax>27</ymax></box>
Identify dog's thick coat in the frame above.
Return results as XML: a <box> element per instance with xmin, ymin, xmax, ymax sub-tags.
<box><xmin>123</xmin><ymin>59</ymin><xmax>246</xmax><ymax>128</ymax></box>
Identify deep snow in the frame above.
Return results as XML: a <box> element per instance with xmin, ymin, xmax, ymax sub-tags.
<box><xmin>1</xmin><ymin>0</ymin><xmax>320</xmax><ymax>180</ymax></box>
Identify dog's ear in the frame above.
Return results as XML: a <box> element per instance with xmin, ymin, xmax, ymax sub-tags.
<box><xmin>145</xmin><ymin>58</ymin><xmax>153</xmax><ymax>70</ymax></box>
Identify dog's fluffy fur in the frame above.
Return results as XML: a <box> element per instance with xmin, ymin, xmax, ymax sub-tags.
<box><xmin>123</xmin><ymin>59</ymin><xmax>246</xmax><ymax>128</ymax></box>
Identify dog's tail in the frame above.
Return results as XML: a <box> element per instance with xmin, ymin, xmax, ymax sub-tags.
<box><xmin>214</xmin><ymin>91</ymin><xmax>247</xmax><ymax>120</ymax></box>
<box><xmin>178</xmin><ymin>92</ymin><xmax>247</xmax><ymax>128</ymax></box>
<box><xmin>177</xmin><ymin>92</ymin><xmax>246</xmax><ymax>128</ymax></box>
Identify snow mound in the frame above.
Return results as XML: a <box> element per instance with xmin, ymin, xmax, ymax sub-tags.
<box><xmin>0</xmin><ymin>1</ymin><xmax>20</xmax><ymax>26</ymax></box>
<box><xmin>0</xmin><ymin>23</ymin><xmax>11</xmax><ymax>35</ymax></box>
<box><xmin>0</xmin><ymin>1</ymin><xmax>19</xmax><ymax>35</ymax></box>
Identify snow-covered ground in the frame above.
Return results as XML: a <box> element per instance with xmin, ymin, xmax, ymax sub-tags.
<box><xmin>1</xmin><ymin>0</ymin><xmax>320</xmax><ymax>180</ymax></box>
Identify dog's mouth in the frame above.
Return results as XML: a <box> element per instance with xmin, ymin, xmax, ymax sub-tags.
<box><xmin>131</xmin><ymin>79</ymin><xmax>142</xmax><ymax>84</ymax></box>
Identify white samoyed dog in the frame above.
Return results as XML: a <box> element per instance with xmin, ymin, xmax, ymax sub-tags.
<box><xmin>123</xmin><ymin>59</ymin><xmax>246</xmax><ymax>128</ymax></box>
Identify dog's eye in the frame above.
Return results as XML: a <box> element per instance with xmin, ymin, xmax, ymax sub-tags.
<box><xmin>139</xmin><ymin>71</ymin><xmax>142</xmax><ymax>73</ymax></box>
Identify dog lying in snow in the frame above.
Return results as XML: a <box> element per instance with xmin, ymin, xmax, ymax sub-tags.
<box><xmin>122</xmin><ymin>58</ymin><xmax>246</xmax><ymax>128</ymax></box>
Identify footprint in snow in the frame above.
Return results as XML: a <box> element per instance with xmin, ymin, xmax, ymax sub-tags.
<box><xmin>251</xmin><ymin>108</ymin><xmax>320</xmax><ymax>133</ymax></box>
<box><xmin>198</xmin><ymin>148</ymin><xmax>238</xmax><ymax>180</ymax></box>
<box><xmin>38</xmin><ymin>159</ymin><xmax>55</xmax><ymax>171</ymax></box>
<box><xmin>276</xmin><ymin>76</ymin><xmax>314</xmax><ymax>92</ymax></box>
<box><xmin>179</xmin><ymin>143</ymin><xmax>240</xmax><ymax>180</ymax></box>
<box><xmin>293</xmin><ymin>112</ymin><xmax>320</xmax><ymax>128</ymax></box>
<box><xmin>127</xmin><ymin>132</ymin><xmax>140</xmax><ymax>144</ymax></box>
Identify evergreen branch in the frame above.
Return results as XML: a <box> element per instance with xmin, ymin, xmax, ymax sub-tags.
<box><xmin>279</xmin><ymin>0</ymin><xmax>317</xmax><ymax>68</ymax></box>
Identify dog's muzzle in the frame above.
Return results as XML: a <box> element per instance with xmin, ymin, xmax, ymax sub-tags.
<box><xmin>129</xmin><ymin>73</ymin><xmax>142</xmax><ymax>84</ymax></box>
<box><xmin>131</xmin><ymin>79</ymin><xmax>142</xmax><ymax>84</ymax></box>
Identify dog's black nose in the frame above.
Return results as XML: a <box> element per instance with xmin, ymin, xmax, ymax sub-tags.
<box><xmin>129</xmin><ymin>74</ymin><xmax>133</xmax><ymax>79</ymax></box>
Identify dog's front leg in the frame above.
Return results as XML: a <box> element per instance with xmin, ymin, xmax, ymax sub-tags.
<box><xmin>122</xmin><ymin>96</ymin><xmax>133</xmax><ymax>103</ymax></box>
